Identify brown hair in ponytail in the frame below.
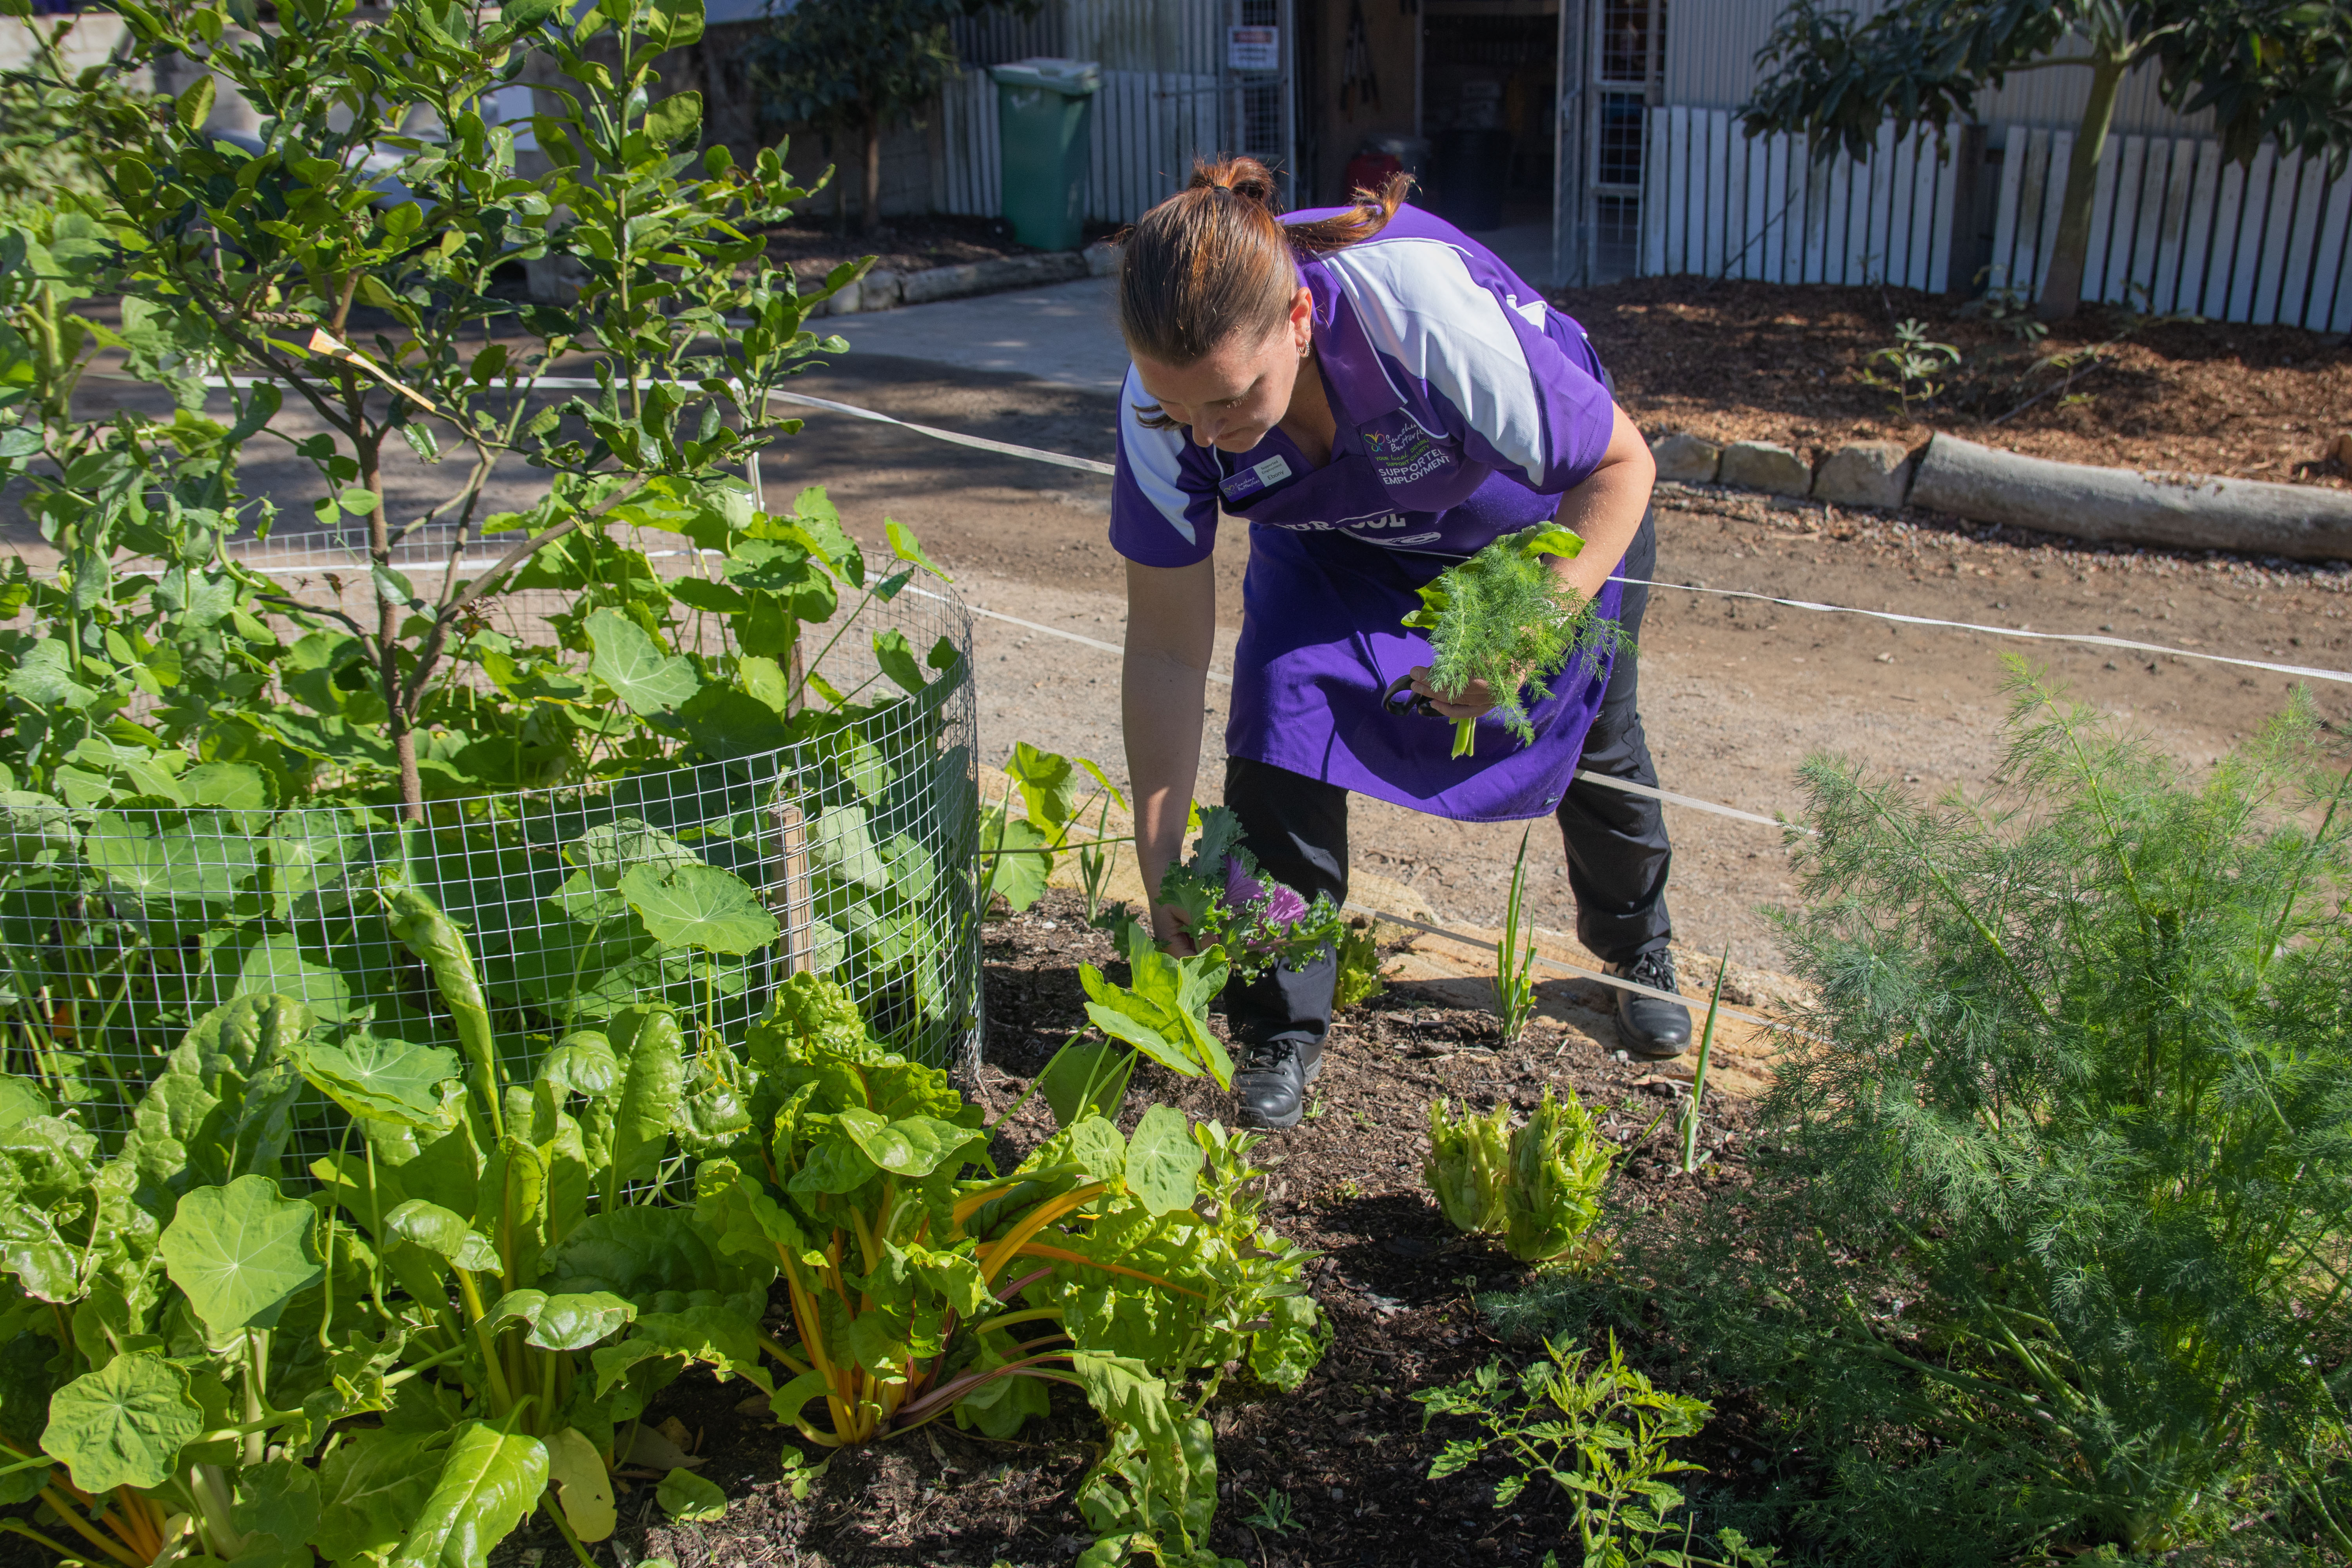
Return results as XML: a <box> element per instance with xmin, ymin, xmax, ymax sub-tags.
<box><xmin>1117</xmin><ymin>155</ymin><xmax>1414</xmax><ymax>367</ymax></box>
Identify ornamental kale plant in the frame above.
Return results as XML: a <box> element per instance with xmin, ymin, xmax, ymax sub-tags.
<box><xmin>1156</xmin><ymin>806</ymin><xmax>1344</xmax><ymax>981</ymax></box>
<box><xmin>1605</xmin><ymin>673</ymin><xmax>2352</xmax><ymax>1564</ymax></box>
<box><xmin>1401</xmin><ymin>524</ymin><xmax>1621</xmax><ymax>759</ymax></box>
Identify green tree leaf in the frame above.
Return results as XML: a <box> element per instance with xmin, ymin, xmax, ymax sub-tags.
<box><xmin>157</xmin><ymin>1173</ymin><xmax>324</xmax><ymax>1339</ymax></box>
<box><xmin>884</xmin><ymin>517</ymin><xmax>949</xmax><ymax>581</ymax></box>
<box><xmin>871</xmin><ymin>627</ymin><xmax>927</xmax><ymax>695</ymax></box>
<box><xmin>619</xmin><ymin>862</ymin><xmax>779</xmax><ymax>955</ymax></box>
<box><xmin>40</xmin><ymin>1350</ymin><xmax>201</xmax><ymax>1493</ymax></box>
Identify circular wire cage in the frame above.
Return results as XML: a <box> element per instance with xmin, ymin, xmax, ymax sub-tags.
<box><xmin>0</xmin><ymin>526</ymin><xmax>981</xmax><ymax>1157</ymax></box>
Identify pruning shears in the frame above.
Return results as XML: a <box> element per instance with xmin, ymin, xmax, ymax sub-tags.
<box><xmin>1382</xmin><ymin>671</ymin><xmax>1443</xmax><ymax>720</ymax></box>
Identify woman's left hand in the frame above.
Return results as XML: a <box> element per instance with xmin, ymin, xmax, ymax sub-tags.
<box><xmin>1406</xmin><ymin>664</ymin><xmax>1499</xmax><ymax>721</ymax></box>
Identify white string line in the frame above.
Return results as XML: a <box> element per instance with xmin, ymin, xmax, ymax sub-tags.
<box><xmin>1346</xmin><ymin>902</ymin><xmax>1807</xmax><ymax>1039</ymax></box>
<box><xmin>163</xmin><ymin>370</ymin><xmax>2350</xmax><ymax>686</ymax></box>
<box><xmin>1625</xmin><ymin>577</ymin><xmax>2352</xmax><ymax>686</ymax></box>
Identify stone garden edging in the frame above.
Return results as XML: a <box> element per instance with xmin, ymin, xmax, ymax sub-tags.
<box><xmin>805</xmin><ymin>240</ymin><xmax>1121</xmax><ymax>318</ymax></box>
<box><xmin>1649</xmin><ymin>430</ymin><xmax>2352</xmax><ymax>564</ymax></box>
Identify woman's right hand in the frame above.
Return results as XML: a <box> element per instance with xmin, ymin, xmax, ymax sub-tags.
<box><xmin>1150</xmin><ymin>902</ymin><xmax>1200</xmax><ymax>957</ymax></box>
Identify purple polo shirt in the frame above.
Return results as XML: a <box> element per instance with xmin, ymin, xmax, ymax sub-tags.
<box><xmin>1109</xmin><ymin>203</ymin><xmax>1626</xmax><ymax>822</ymax></box>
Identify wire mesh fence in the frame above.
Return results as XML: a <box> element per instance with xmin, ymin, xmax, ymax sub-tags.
<box><xmin>0</xmin><ymin>526</ymin><xmax>981</xmax><ymax>1157</ymax></box>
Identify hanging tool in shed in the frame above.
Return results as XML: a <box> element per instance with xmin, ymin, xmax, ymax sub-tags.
<box><xmin>1341</xmin><ymin>0</ymin><xmax>1381</xmax><ymax>116</ymax></box>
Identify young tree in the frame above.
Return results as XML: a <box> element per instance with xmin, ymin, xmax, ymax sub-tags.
<box><xmin>22</xmin><ymin>0</ymin><xmax>858</xmax><ymax>815</ymax></box>
<box><xmin>1741</xmin><ymin>0</ymin><xmax>2352</xmax><ymax>319</ymax></box>
<box><xmin>750</xmin><ymin>0</ymin><xmax>1032</xmax><ymax>235</ymax></box>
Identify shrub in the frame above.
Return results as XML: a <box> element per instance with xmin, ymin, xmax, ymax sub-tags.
<box><xmin>1529</xmin><ymin>675</ymin><xmax>2352</xmax><ymax>1564</ymax></box>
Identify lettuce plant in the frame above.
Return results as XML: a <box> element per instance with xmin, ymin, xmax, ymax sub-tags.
<box><xmin>1400</xmin><ymin>524</ymin><xmax>1621</xmax><ymax>759</ymax></box>
<box><xmin>1426</xmin><ymin>1086</ymin><xmax>1614</xmax><ymax>1266</ymax></box>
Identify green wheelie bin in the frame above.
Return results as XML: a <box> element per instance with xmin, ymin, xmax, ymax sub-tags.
<box><xmin>989</xmin><ymin>57</ymin><xmax>1100</xmax><ymax>253</ymax></box>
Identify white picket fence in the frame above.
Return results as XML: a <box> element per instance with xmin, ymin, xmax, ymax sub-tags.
<box><xmin>1637</xmin><ymin>103</ymin><xmax>2352</xmax><ymax>331</ymax></box>
<box><xmin>1641</xmin><ymin>107</ymin><xmax>1960</xmax><ymax>290</ymax></box>
<box><xmin>1990</xmin><ymin>128</ymin><xmax>2352</xmax><ymax>331</ymax></box>
<box><xmin>940</xmin><ymin>66</ymin><xmax>1220</xmax><ymax>227</ymax></box>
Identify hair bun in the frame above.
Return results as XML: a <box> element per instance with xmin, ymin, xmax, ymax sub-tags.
<box><xmin>1187</xmin><ymin>156</ymin><xmax>1278</xmax><ymax>207</ymax></box>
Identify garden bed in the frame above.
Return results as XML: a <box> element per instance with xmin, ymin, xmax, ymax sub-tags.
<box><xmin>1568</xmin><ymin>276</ymin><xmax>2352</xmax><ymax>490</ymax></box>
<box><xmin>761</xmin><ymin>213</ymin><xmax>1123</xmax><ymax>290</ymax></box>
<box><xmin>564</xmin><ymin>891</ymin><xmax>1762</xmax><ymax>1568</ymax></box>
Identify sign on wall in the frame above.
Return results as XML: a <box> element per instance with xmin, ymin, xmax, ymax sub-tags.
<box><xmin>1227</xmin><ymin>24</ymin><xmax>1279</xmax><ymax>71</ymax></box>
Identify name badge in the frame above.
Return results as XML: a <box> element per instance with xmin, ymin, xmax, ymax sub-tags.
<box><xmin>1218</xmin><ymin>454</ymin><xmax>1293</xmax><ymax>502</ymax></box>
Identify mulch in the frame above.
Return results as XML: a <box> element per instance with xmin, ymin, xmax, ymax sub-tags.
<box><xmin>1559</xmin><ymin>274</ymin><xmax>2352</xmax><ymax>490</ymax></box>
<box><xmin>583</xmin><ymin>892</ymin><xmax>1760</xmax><ymax>1568</ymax></box>
<box><xmin>761</xmin><ymin>214</ymin><xmax>1123</xmax><ymax>288</ymax></box>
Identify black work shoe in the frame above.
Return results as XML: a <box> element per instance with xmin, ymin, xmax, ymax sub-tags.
<box><xmin>1611</xmin><ymin>949</ymin><xmax>1692</xmax><ymax>1059</ymax></box>
<box><xmin>1232</xmin><ymin>1034</ymin><xmax>1323</xmax><ymax>1130</ymax></box>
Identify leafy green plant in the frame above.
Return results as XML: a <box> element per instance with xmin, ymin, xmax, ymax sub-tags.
<box><xmin>1400</xmin><ymin>524</ymin><xmax>1620</xmax><ymax>759</ymax></box>
<box><xmin>1153</xmin><ymin>805</ymin><xmax>1344</xmax><ymax>980</ymax></box>
<box><xmin>978</xmin><ymin>742</ymin><xmax>1128</xmax><ymax>916</ymax></box>
<box><xmin>1426</xmin><ymin>1087</ymin><xmax>1614</xmax><ymax>1266</ymax></box>
<box><xmin>1240</xmin><ymin>1485</ymin><xmax>1299</xmax><ymax>1534</ymax></box>
<box><xmin>1332</xmin><ymin>916</ymin><xmax>1387</xmax><ymax>1011</ymax></box>
<box><xmin>1622</xmin><ymin>674</ymin><xmax>2352</xmax><ymax>1563</ymax></box>
<box><xmin>1855</xmin><ymin>319</ymin><xmax>1960</xmax><ymax>417</ymax></box>
<box><xmin>1677</xmin><ymin>951</ymin><xmax>1730</xmax><ymax>1175</ymax></box>
<box><xmin>1494</xmin><ymin>828</ymin><xmax>1539</xmax><ymax>1042</ymax></box>
<box><xmin>1416</xmin><ymin>1334</ymin><xmax>1775</xmax><ymax>1568</ymax></box>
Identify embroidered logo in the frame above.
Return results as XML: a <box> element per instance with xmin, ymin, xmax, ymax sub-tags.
<box><xmin>1361</xmin><ymin>426</ymin><xmax>1455</xmax><ymax>486</ymax></box>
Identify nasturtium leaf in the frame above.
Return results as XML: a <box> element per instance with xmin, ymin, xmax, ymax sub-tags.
<box><xmin>233</xmin><ymin>933</ymin><xmax>356</xmax><ymax>1025</ymax></box>
<box><xmin>980</xmin><ymin>814</ymin><xmax>1052</xmax><ymax>913</ymax></box>
<box><xmin>871</xmin><ymin>628</ymin><xmax>926</xmax><ymax>695</ymax></box>
<box><xmin>655</xmin><ymin>1466</ymin><xmax>727</xmax><ymax>1522</ymax></box>
<box><xmin>184</xmin><ymin>760</ymin><xmax>272</xmax><ymax>809</ymax></box>
<box><xmin>383</xmin><ymin>1200</ymin><xmax>499</xmax><ymax>1273</ymax></box>
<box><xmin>41</xmin><ymin>1351</ymin><xmax>201</xmax><ymax>1493</ymax></box>
<box><xmin>807</xmin><ymin>805</ymin><xmax>886</xmax><ymax>892</ymax></box>
<box><xmin>584</xmin><ymin>609</ymin><xmax>700</xmax><ymax>715</ymax></box>
<box><xmin>158</xmin><ymin>1174</ymin><xmax>324</xmax><ymax>1339</ymax></box>
<box><xmin>1007</xmin><ymin>741</ymin><xmax>1081</xmax><ymax>829</ymax></box>
<box><xmin>388</xmin><ymin>1420</ymin><xmax>548</xmax><ymax>1568</ymax></box>
<box><xmin>831</xmin><ymin>1106</ymin><xmax>980</xmax><ymax>1178</ymax></box>
<box><xmin>884</xmin><ymin>518</ymin><xmax>949</xmax><ymax>582</ymax></box>
<box><xmin>316</xmin><ymin>1428</ymin><xmax>437</xmax><ymax>1562</ymax></box>
<box><xmin>1123</xmin><ymin>1105</ymin><xmax>1202</xmax><ymax>1216</ymax></box>
<box><xmin>1063</xmin><ymin>1116</ymin><xmax>1128</xmax><ymax>1183</ymax></box>
<box><xmin>619</xmin><ymin>862</ymin><xmax>778</xmax><ymax>955</ymax></box>
<box><xmin>544</xmin><ymin>1426</ymin><xmax>616</xmax><ymax>1541</ymax></box>
<box><xmin>297</xmin><ymin>1034</ymin><xmax>459</xmax><ymax>1124</ymax></box>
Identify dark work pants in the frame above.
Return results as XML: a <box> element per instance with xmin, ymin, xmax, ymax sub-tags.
<box><xmin>1221</xmin><ymin>507</ymin><xmax>1673</xmax><ymax>1048</ymax></box>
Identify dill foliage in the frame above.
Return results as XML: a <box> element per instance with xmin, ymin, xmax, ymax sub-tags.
<box><xmin>1402</xmin><ymin>523</ymin><xmax>1621</xmax><ymax>758</ymax></box>
<box><xmin>1493</xmin><ymin>671</ymin><xmax>2352</xmax><ymax>1564</ymax></box>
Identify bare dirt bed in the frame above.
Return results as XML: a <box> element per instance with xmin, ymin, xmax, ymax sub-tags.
<box><xmin>1561</xmin><ymin>275</ymin><xmax>2352</xmax><ymax>490</ymax></box>
<box><xmin>760</xmin><ymin>214</ymin><xmax>1122</xmax><ymax>289</ymax></box>
<box><xmin>531</xmin><ymin>893</ymin><xmax>1758</xmax><ymax>1568</ymax></box>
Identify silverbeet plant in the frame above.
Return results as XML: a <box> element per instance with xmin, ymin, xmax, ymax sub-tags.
<box><xmin>1401</xmin><ymin>524</ymin><xmax>1621</xmax><ymax>759</ymax></box>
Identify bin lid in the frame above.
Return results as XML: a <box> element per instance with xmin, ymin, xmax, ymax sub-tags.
<box><xmin>990</xmin><ymin>56</ymin><xmax>1101</xmax><ymax>94</ymax></box>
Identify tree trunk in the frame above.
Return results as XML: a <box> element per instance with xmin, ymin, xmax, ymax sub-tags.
<box><xmin>2036</xmin><ymin>53</ymin><xmax>2128</xmax><ymax>322</ymax></box>
<box><xmin>860</xmin><ymin>112</ymin><xmax>882</xmax><ymax>236</ymax></box>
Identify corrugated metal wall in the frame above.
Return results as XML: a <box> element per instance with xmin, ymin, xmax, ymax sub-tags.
<box><xmin>1661</xmin><ymin>0</ymin><xmax>2212</xmax><ymax>138</ymax></box>
<box><xmin>938</xmin><ymin>0</ymin><xmax>1230</xmax><ymax>226</ymax></box>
